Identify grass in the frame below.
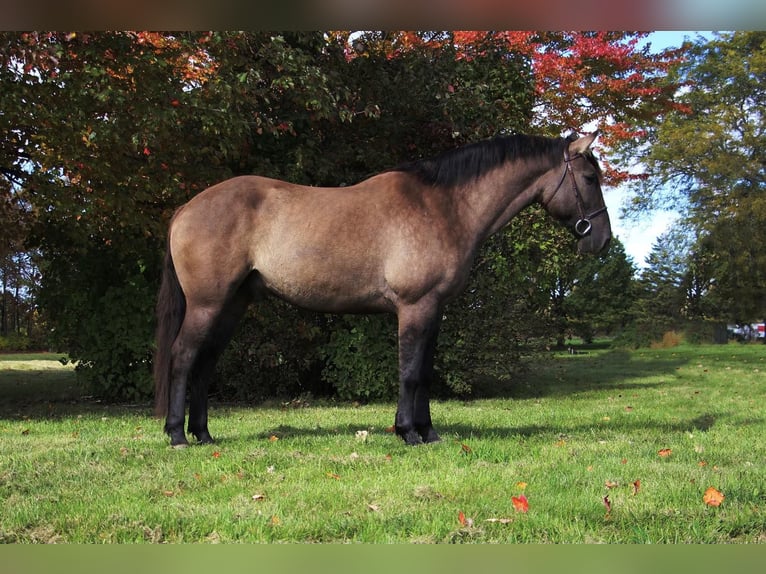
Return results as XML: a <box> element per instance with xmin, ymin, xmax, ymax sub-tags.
<box><xmin>1</xmin><ymin>343</ymin><xmax>764</xmax><ymax>543</ymax></box>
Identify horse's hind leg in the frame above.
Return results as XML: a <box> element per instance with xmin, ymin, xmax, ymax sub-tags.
<box><xmin>165</xmin><ymin>306</ymin><xmax>214</xmax><ymax>447</ymax></box>
<box><xmin>186</xmin><ymin>295</ymin><xmax>249</xmax><ymax>444</ymax></box>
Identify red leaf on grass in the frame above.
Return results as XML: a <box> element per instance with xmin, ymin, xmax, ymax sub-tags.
<box><xmin>212</xmin><ymin>451</ymin><xmax>220</xmax><ymax>458</ymax></box>
<box><xmin>460</xmin><ymin>442</ymin><xmax>473</xmax><ymax>455</ymax></box>
<box><xmin>658</xmin><ymin>448</ymin><xmax>672</xmax><ymax>458</ymax></box>
<box><xmin>632</xmin><ymin>479</ymin><xmax>641</xmax><ymax>496</ymax></box>
<box><xmin>602</xmin><ymin>495</ymin><xmax>612</xmax><ymax>514</ymax></box>
<box><xmin>703</xmin><ymin>487</ymin><xmax>724</xmax><ymax>507</ymax></box>
<box><xmin>458</xmin><ymin>510</ymin><xmax>467</xmax><ymax>526</ymax></box>
<box><xmin>512</xmin><ymin>494</ymin><xmax>529</xmax><ymax>513</ymax></box>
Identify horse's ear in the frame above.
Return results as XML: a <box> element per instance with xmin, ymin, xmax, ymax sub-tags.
<box><xmin>568</xmin><ymin>131</ymin><xmax>599</xmax><ymax>155</ymax></box>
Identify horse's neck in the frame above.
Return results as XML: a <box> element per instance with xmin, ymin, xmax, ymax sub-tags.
<box><xmin>456</xmin><ymin>161</ymin><xmax>552</xmax><ymax>243</ymax></box>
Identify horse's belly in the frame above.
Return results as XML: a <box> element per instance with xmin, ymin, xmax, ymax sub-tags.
<box><xmin>258</xmin><ymin>253</ymin><xmax>392</xmax><ymax>314</ymax></box>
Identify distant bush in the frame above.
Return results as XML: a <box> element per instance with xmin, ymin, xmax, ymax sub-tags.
<box><xmin>651</xmin><ymin>330</ymin><xmax>683</xmax><ymax>349</ymax></box>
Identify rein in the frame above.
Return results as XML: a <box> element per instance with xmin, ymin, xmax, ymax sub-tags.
<box><xmin>545</xmin><ymin>149</ymin><xmax>608</xmax><ymax>237</ymax></box>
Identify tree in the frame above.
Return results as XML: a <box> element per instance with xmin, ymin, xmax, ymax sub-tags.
<box><xmin>625</xmin><ymin>32</ymin><xmax>766</xmax><ymax>325</ymax></box>
<box><xmin>564</xmin><ymin>237</ymin><xmax>637</xmax><ymax>343</ymax></box>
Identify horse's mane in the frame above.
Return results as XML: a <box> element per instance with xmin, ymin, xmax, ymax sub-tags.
<box><xmin>391</xmin><ymin>134</ymin><xmax>601</xmax><ymax>188</ymax></box>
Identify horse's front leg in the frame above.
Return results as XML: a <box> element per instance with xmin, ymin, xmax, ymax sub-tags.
<box><xmin>395</xmin><ymin>302</ymin><xmax>442</xmax><ymax>445</ymax></box>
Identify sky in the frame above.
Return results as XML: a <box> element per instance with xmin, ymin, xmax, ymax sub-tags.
<box><xmin>603</xmin><ymin>31</ymin><xmax>712</xmax><ymax>269</ymax></box>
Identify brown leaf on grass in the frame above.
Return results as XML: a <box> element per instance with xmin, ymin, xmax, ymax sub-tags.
<box><xmin>658</xmin><ymin>448</ymin><xmax>672</xmax><ymax>458</ymax></box>
<box><xmin>326</xmin><ymin>472</ymin><xmax>340</xmax><ymax>480</ymax></box>
<box><xmin>632</xmin><ymin>480</ymin><xmax>641</xmax><ymax>496</ymax></box>
<box><xmin>605</xmin><ymin>480</ymin><xmax>619</xmax><ymax>489</ymax></box>
<box><xmin>602</xmin><ymin>495</ymin><xmax>612</xmax><ymax>514</ymax></box>
<box><xmin>703</xmin><ymin>486</ymin><xmax>724</xmax><ymax>507</ymax></box>
<box><xmin>460</xmin><ymin>442</ymin><xmax>473</xmax><ymax>455</ymax></box>
<box><xmin>367</xmin><ymin>503</ymin><xmax>380</xmax><ymax>512</ymax></box>
<box><xmin>268</xmin><ymin>435</ymin><xmax>279</xmax><ymax>442</ymax></box>
<box><xmin>162</xmin><ymin>490</ymin><xmax>175</xmax><ymax>497</ymax></box>
<box><xmin>270</xmin><ymin>515</ymin><xmax>280</xmax><ymax>526</ymax></box>
<box><xmin>252</xmin><ymin>493</ymin><xmax>266</xmax><ymax>501</ymax></box>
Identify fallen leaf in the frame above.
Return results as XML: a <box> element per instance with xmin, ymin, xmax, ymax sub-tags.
<box><xmin>268</xmin><ymin>435</ymin><xmax>279</xmax><ymax>442</ymax></box>
<box><xmin>698</xmin><ymin>460</ymin><xmax>708</xmax><ymax>467</ymax></box>
<box><xmin>212</xmin><ymin>451</ymin><xmax>221</xmax><ymax>458</ymax></box>
<box><xmin>486</xmin><ymin>517</ymin><xmax>513</xmax><ymax>524</ymax></box>
<box><xmin>326</xmin><ymin>472</ymin><xmax>340</xmax><ymax>480</ymax></box>
<box><xmin>252</xmin><ymin>493</ymin><xmax>266</xmax><ymax>501</ymax></box>
<box><xmin>457</xmin><ymin>511</ymin><xmax>473</xmax><ymax>527</ymax></box>
<box><xmin>602</xmin><ymin>495</ymin><xmax>612</xmax><ymax>514</ymax></box>
<box><xmin>119</xmin><ymin>447</ymin><xmax>129</xmax><ymax>457</ymax></box>
<box><xmin>621</xmin><ymin>458</ymin><xmax>628</xmax><ymax>465</ymax></box>
<box><xmin>162</xmin><ymin>490</ymin><xmax>175</xmax><ymax>497</ymax></box>
<box><xmin>632</xmin><ymin>479</ymin><xmax>641</xmax><ymax>496</ymax></box>
<box><xmin>385</xmin><ymin>425</ymin><xmax>396</xmax><ymax>433</ymax></box>
<box><xmin>21</xmin><ymin>429</ymin><xmax>30</xmax><ymax>435</ymax></box>
<box><xmin>658</xmin><ymin>448</ymin><xmax>672</xmax><ymax>458</ymax></box>
<box><xmin>624</xmin><ymin>406</ymin><xmax>634</xmax><ymax>412</ymax></box>
<box><xmin>703</xmin><ymin>486</ymin><xmax>724</xmax><ymax>507</ymax></box>
<box><xmin>554</xmin><ymin>439</ymin><xmax>567</xmax><ymax>447</ymax></box>
<box><xmin>270</xmin><ymin>515</ymin><xmax>280</xmax><ymax>526</ymax></box>
<box><xmin>512</xmin><ymin>494</ymin><xmax>529</xmax><ymax>513</ymax></box>
<box><xmin>515</xmin><ymin>481</ymin><xmax>528</xmax><ymax>490</ymax></box>
<box><xmin>460</xmin><ymin>442</ymin><xmax>473</xmax><ymax>455</ymax></box>
<box><xmin>367</xmin><ymin>503</ymin><xmax>380</xmax><ymax>512</ymax></box>
<box><xmin>605</xmin><ymin>480</ymin><xmax>619</xmax><ymax>489</ymax></box>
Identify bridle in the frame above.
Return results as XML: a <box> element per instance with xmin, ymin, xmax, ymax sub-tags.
<box><xmin>544</xmin><ymin>148</ymin><xmax>608</xmax><ymax>237</ymax></box>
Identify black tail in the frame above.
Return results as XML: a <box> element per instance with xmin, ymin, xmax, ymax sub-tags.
<box><xmin>153</xmin><ymin>243</ymin><xmax>186</xmax><ymax>417</ymax></box>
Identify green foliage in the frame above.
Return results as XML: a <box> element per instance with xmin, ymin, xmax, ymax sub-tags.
<box><xmin>215</xmin><ymin>301</ymin><xmax>327</xmax><ymax>403</ymax></box>
<box><xmin>626</xmin><ymin>32</ymin><xmax>766</xmax><ymax>325</ymax></box>
<box><xmin>321</xmin><ymin>315</ymin><xmax>399</xmax><ymax>401</ymax></box>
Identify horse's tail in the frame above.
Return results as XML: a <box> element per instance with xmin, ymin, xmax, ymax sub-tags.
<box><xmin>153</xmin><ymin>240</ymin><xmax>186</xmax><ymax>418</ymax></box>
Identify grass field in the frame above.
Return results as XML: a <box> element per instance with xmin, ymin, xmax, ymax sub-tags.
<box><xmin>1</xmin><ymin>343</ymin><xmax>764</xmax><ymax>543</ymax></box>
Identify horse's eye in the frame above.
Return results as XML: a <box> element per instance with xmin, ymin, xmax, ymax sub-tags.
<box><xmin>584</xmin><ymin>174</ymin><xmax>597</xmax><ymax>184</ymax></box>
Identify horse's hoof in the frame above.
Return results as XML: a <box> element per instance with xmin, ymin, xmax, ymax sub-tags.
<box><xmin>422</xmin><ymin>429</ymin><xmax>441</xmax><ymax>444</ymax></box>
<box><xmin>402</xmin><ymin>429</ymin><xmax>424</xmax><ymax>446</ymax></box>
<box><xmin>195</xmin><ymin>432</ymin><xmax>215</xmax><ymax>445</ymax></box>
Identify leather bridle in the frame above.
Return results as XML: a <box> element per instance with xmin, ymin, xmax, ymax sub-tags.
<box><xmin>545</xmin><ymin>149</ymin><xmax>608</xmax><ymax>238</ymax></box>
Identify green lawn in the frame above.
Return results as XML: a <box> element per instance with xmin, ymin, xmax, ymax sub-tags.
<box><xmin>1</xmin><ymin>343</ymin><xmax>764</xmax><ymax>543</ymax></box>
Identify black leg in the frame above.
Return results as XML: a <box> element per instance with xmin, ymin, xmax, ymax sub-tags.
<box><xmin>395</xmin><ymin>301</ymin><xmax>442</xmax><ymax>446</ymax></box>
<box><xmin>186</xmin><ymin>294</ymin><xmax>249</xmax><ymax>445</ymax></box>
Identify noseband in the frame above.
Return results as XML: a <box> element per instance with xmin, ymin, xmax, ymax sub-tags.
<box><xmin>545</xmin><ymin>149</ymin><xmax>608</xmax><ymax>237</ymax></box>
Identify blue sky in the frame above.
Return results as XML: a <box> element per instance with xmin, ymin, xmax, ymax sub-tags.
<box><xmin>604</xmin><ymin>31</ymin><xmax>713</xmax><ymax>269</ymax></box>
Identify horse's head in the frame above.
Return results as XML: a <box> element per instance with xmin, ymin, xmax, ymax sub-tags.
<box><xmin>541</xmin><ymin>132</ymin><xmax>611</xmax><ymax>255</ymax></box>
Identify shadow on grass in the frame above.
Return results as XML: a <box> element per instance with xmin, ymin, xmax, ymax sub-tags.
<box><xmin>0</xmin><ymin>347</ymin><xmax>697</xmax><ymax>423</ymax></box>
<box><xmin>462</xmin><ymin>348</ymin><xmax>691</xmax><ymax>400</ymax></box>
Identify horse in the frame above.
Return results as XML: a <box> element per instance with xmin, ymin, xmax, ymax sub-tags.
<box><xmin>154</xmin><ymin>131</ymin><xmax>611</xmax><ymax>447</ymax></box>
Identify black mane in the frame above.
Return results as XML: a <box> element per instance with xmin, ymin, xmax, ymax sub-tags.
<box><xmin>391</xmin><ymin>134</ymin><xmax>570</xmax><ymax>188</ymax></box>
